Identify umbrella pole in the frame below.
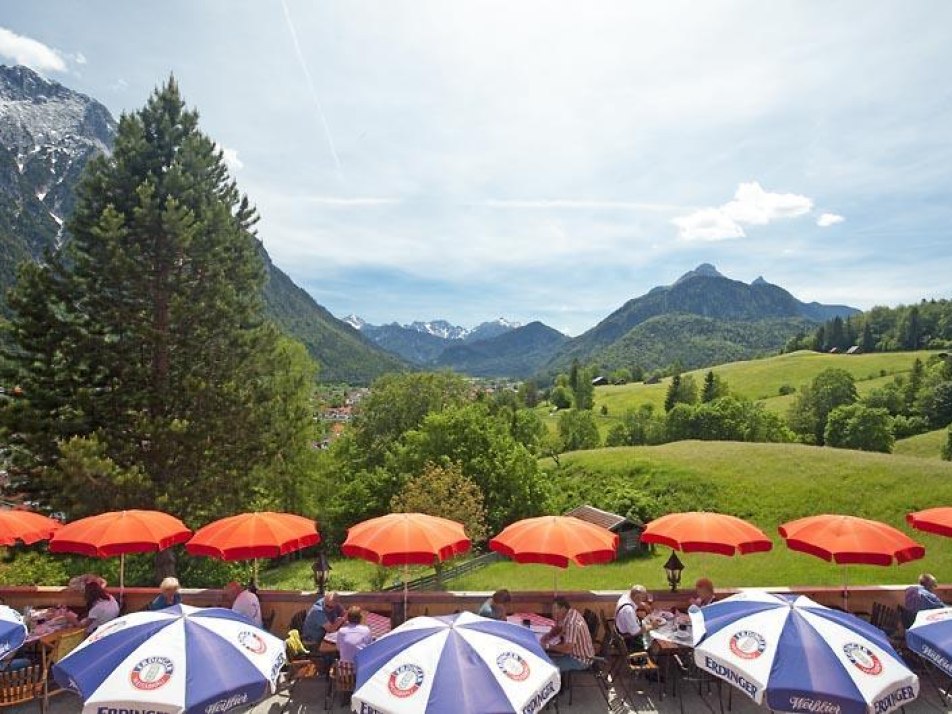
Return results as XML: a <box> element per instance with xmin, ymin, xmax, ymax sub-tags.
<box><xmin>403</xmin><ymin>564</ymin><xmax>409</xmax><ymax>622</ymax></box>
<box><xmin>843</xmin><ymin>565</ymin><xmax>849</xmax><ymax>612</ymax></box>
<box><xmin>119</xmin><ymin>553</ymin><xmax>125</xmax><ymax>608</ymax></box>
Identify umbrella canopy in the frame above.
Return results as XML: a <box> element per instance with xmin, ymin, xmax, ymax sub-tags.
<box><xmin>690</xmin><ymin>590</ymin><xmax>919</xmax><ymax>714</ymax></box>
<box><xmin>641</xmin><ymin>511</ymin><xmax>772</xmax><ymax>556</ymax></box>
<box><xmin>52</xmin><ymin>604</ymin><xmax>286</xmax><ymax>714</ymax></box>
<box><xmin>489</xmin><ymin>516</ymin><xmax>618</xmax><ymax>568</ymax></box>
<box><xmin>907</xmin><ymin>507</ymin><xmax>952</xmax><ymax>538</ymax></box>
<box><xmin>49</xmin><ymin>510</ymin><xmax>191</xmax><ymax>557</ymax></box>
<box><xmin>905</xmin><ymin>607</ymin><xmax>952</xmax><ymax>678</ymax></box>
<box><xmin>353</xmin><ymin>612</ymin><xmax>560</xmax><ymax>714</ymax></box>
<box><xmin>185</xmin><ymin>511</ymin><xmax>319</xmax><ymax>560</ymax></box>
<box><xmin>0</xmin><ymin>605</ymin><xmax>27</xmax><ymax>659</ymax></box>
<box><xmin>342</xmin><ymin>512</ymin><xmax>470</xmax><ymax>566</ymax></box>
<box><xmin>0</xmin><ymin>509</ymin><xmax>61</xmax><ymax>546</ymax></box>
<box><xmin>778</xmin><ymin>514</ymin><xmax>924</xmax><ymax>566</ymax></box>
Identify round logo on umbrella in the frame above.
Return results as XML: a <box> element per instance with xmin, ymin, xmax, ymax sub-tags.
<box><xmin>730</xmin><ymin>631</ymin><xmax>767</xmax><ymax>660</ymax></box>
<box><xmin>497</xmin><ymin>652</ymin><xmax>531</xmax><ymax>681</ymax></box>
<box><xmin>238</xmin><ymin>631</ymin><xmax>267</xmax><ymax>655</ymax></box>
<box><xmin>130</xmin><ymin>656</ymin><xmax>174</xmax><ymax>690</ymax></box>
<box><xmin>925</xmin><ymin>611</ymin><xmax>952</xmax><ymax>623</ymax></box>
<box><xmin>843</xmin><ymin>643</ymin><xmax>883</xmax><ymax>676</ymax></box>
<box><xmin>388</xmin><ymin>663</ymin><xmax>424</xmax><ymax>698</ymax></box>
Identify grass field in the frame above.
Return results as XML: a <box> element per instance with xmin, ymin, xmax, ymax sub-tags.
<box><xmin>259</xmin><ymin>557</ymin><xmax>437</xmax><ymax>592</ymax></box>
<box><xmin>445</xmin><ymin>441</ymin><xmax>952</xmax><ymax>591</ymax></box>
<box><xmin>895</xmin><ymin>428</ymin><xmax>949</xmax><ymax>460</ymax></box>
<box><xmin>540</xmin><ymin>350</ymin><xmax>936</xmax><ymax>436</ymax></box>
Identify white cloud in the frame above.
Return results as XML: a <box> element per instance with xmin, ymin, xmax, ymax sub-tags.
<box><xmin>74</xmin><ymin>52</ymin><xmax>87</xmax><ymax>65</ymax></box>
<box><xmin>817</xmin><ymin>212</ymin><xmax>845</xmax><ymax>227</ymax></box>
<box><xmin>673</xmin><ymin>182</ymin><xmax>814</xmax><ymax>241</ymax></box>
<box><xmin>217</xmin><ymin>145</ymin><xmax>244</xmax><ymax>172</ymax></box>
<box><xmin>0</xmin><ymin>26</ymin><xmax>67</xmax><ymax>73</ymax></box>
<box><xmin>109</xmin><ymin>78</ymin><xmax>129</xmax><ymax>92</ymax></box>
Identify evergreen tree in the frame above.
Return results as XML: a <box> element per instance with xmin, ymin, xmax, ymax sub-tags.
<box><xmin>860</xmin><ymin>321</ymin><xmax>875</xmax><ymax>353</ymax></box>
<box><xmin>664</xmin><ymin>374</ymin><xmax>682</xmax><ymax>412</ymax></box>
<box><xmin>701</xmin><ymin>370</ymin><xmax>729</xmax><ymax>402</ymax></box>
<box><xmin>1</xmin><ymin>78</ymin><xmax>316</xmax><ymax>523</ymax></box>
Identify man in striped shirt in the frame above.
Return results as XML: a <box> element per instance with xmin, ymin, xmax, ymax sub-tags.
<box><xmin>541</xmin><ymin>596</ymin><xmax>595</xmax><ymax>672</ymax></box>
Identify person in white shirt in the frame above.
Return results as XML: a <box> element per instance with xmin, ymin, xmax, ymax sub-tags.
<box><xmin>615</xmin><ymin>584</ymin><xmax>653</xmax><ymax>652</ymax></box>
<box><xmin>336</xmin><ymin>606</ymin><xmax>373</xmax><ymax>664</ymax></box>
<box><xmin>67</xmin><ymin>580</ymin><xmax>120</xmax><ymax>634</ymax></box>
<box><xmin>225</xmin><ymin>581</ymin><xmax>262</xmax><ymax>627</ymax></box>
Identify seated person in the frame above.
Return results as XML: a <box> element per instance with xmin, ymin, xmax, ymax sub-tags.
<box><xmin>905</xmin><ymin>573</ymin><xmax>946</xmax><ymax>614</ymax></box>
<box><xmin>690</xmin><ymin>578</ymin><xmax>716</xmax><ymax>608</ymax></box>
<box><xmin>615</xmin><ymin>584</ymin><xmax>653</xmax><ymax>652</ymax></box>
<box><xmin>541</xmin><ymin>596</ymin><xmax>595</xmax><ymax>672</ymax></box>
<box><xmin>225</xmin><ymin>581</ymin><xmax>262</xmax><ymax>627</ymax></box>
<box><xmin>336</xmin><ymin>606</ymin><xmax>373</xmax><ymax>664</ymax></box>
<box><xmin>478</xmin><ymin>589</ymin><xmax>512</xmax><ymax>620</ymax></box>
<box><xmin>66</xmin><ymin>581</ymin><xmax>120</xmax><ymax>634</ymax></box>
<box><xmin>147</xmin><ymin>577</ymin><xmax>182</xmax><ymax>611</ymax></box>
<box><xmin>302</xmin><ymin>591</ymin><xmax>346</xmax><ymax>642</ymax></box>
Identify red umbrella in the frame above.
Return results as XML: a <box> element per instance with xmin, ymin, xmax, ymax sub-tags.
<box><xmin>186</xmin><ymin>511</ymin><xmax>320</xmax><ymax>561</ymax></box>
<box><xmin>49</xmin><ymin>510</ymin><xmax>192</xmax><ymax>597</ymax></box>
<box><xmin>342</xmin><ymin>513</ymin><xmax>471</xmax><ymax>613</ymax></box>
<box><xmin>641</xmin><ymin>511</ymin><xmax>772</xmax><ymax>556</ymax></box>
<box><xmin>907</xmin><ymin>508</ymin><xmax>952</xmax><ymax>538</ymax></box>
<box><xmin>489</xmin><ymin>516</ymin><xmax>618</xmax><ymax>568</ymax></box>
<box><xmin>0</xmin><ymin>510</ymin><xmax>62</xmax><ymax>546</ymax></box>
<box><xmin>778</xmin><ymin>514</ymin><xmax>925</xmax><ymax>610</ymax></box>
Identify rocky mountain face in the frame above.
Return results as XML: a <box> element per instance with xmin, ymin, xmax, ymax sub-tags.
<box><xmin>546</xmin><ymin>264</ymin><xmax>860</xmax><ymax>375</ymax></box>
<box><xmin>0</xmin><ymin>65</ymin><xmax>403</xmax><ymax>384</ymax></box>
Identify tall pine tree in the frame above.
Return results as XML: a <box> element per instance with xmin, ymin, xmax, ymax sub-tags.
<box><xmin>1</xmin><ymin>78</ymin><xmax>316</xmax><ymax>522</ymax></box>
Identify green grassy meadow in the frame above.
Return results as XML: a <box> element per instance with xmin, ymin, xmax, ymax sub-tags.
<box><xmin>895</xmin><ymin>428</ymin><xmax>949</xmax><ymax>460</ymax></box>
<box><xmin>447</xmin><ymin>441</ymin><xmax>952</xmax><ymax>591</ymax></box>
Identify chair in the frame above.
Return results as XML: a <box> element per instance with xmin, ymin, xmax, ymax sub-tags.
<box><xmin>288</xmin><ymin>608</ymin><xmax>308</xmax><ymax>635</ymax></box>
<box><xmin>582</xmin><ymin>608</ymin><xmax>601</xmax><ymax>647</ymax></box>
<box><xmin>275</xmin><ymin>629</ymin><xmax>320</xmax><ymax>712</ymax></box>
<box><xmin>324</xmin><ymin>660</ymin><xmax>356</xmax><ymax>710</ymax></box>
<box><xmin>41</xmin><ymin>628</ymin><xmax>87</xmax><ymax>712</ymax></box>
<box><xmin>262</xmin><ymin>609</ymin><xmax>276</xmax><ymax>632</ymax></box>
<box><xmin>0</xmin><ymin>665</ymin><xmax>45</xmax><ymax>711</ymax></box>
<box><xmin>671</xmin><ymin>652</ymin><xmax>724</xmax><ymax>714</ymax></box>
<box><xmin>898</xmin><ymin>604</ymin><xmax>916</xmax><ymax>631</ymax></box>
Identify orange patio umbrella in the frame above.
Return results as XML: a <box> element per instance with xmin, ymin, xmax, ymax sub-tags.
<box><xmin>186</xmin><ymin>511</ymin><xmax>320</xmax><ymax>584</ymax></box>
<box><xmin>778</xmin><ymin>514</ymin><xmax>925</xmax><ymax>611</ymax></box>
<box><xmin>489</xmin><ymin>516</ymin><xmax>619</xmax><ymax>594</ymax></box>
<box><xmin>907</xmin><ymin>507</ymin><xmax>952</xmax><ymax>538</ymax></box>
<box><xmin>0</xmin><ymin>509</ymin><xmax>62</xmax><ymax>546</ymax></box>
<box><xmin>49</xmin><ymin>510</ymin><xmax>192</xmax><ymax>598</ymax></box>
<box><xmin>641</xmin><ymin>511</ymin><xmax>772</xmax><ymax>556</ymax></box>
<box><xmin>342</xmin><ymin>513</ymin><xmax>471</xmax><ymax>615</ymax></box>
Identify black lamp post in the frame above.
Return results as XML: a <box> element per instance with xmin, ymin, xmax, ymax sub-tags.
<box><xmin>663</xmin><ymin>550</ymin><xmax>685</xmax><ymax>592</ymax></box>
<box><xmin>312</xmin><ymin>550</ymin><xmax>331</xmax><ymax>594</ymax></box>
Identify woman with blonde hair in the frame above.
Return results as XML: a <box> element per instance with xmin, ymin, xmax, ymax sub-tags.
<box><xmin>148</xmin><ymin>577</ymin><xmax>182</xmax><ymax>611</ymax></box>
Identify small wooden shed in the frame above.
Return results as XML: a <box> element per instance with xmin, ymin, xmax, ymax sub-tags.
<box><xmin>564</xmin><ymin>504</ymin><xmax>645</xmax><ymax>555</ymax></box>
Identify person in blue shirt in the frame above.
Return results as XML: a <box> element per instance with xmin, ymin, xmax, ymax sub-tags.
<box><xmin>147</xmin><ymin>577</ymin><xmax>182</xmax><ymax>611</ymax></box>
<box><xmin>904</xmin><ymin>573</ymin><xmax>946</xmax><ymax>614</ymax></box>
<box><xmin>302</xmin><ymin>591</ymin><xmax>345</xmax><ymax>643</ymax></box>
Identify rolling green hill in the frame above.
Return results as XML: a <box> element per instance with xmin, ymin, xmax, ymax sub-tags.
<box><xmin>895</xmin><ymin>428</ymin><xmax>949</xmax><ymax>460</ymax></box>
<box><xmin>447</xmin><ymin>441</ymin><xmax>952</xmax><ymax>591</ymax></box>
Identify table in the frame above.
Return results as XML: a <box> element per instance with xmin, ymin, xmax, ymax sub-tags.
<box><xmin>507</xmin><ymin>612</ymin><xmax>555</xmax><ymax>637</ymax></box>
<box><xmin>648</xmin><ymin>618</ymin><xmax>694</xmax><ymax>699</ymax></box>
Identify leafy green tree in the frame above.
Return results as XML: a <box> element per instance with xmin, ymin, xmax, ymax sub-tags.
<box><xmin>549</xmin><ymin>385</ymin><xmax>573</xmax><ymax>410</ymax></box>
<box><xmin>860</xmin><ymin>322</ymin><xmax>876</xmax><ymax>353</ymax></box>
<box><xmin>573</xmin><ymin>366</ymin><xmax>595</xmax><ymax>411</ymax></box>
<box><xmin>610</xmin><ymin>368</ymin><xmax>632</xmax><ymax>385</ymax></box>
<box><xmin>1</xmin><ymin>78</ymin><xmax>316</xmax><ymax>523</ymax></box>
<box><xmin>664</xmin><ymin>374</ymin><xmax>698</xmax><ymax>412</ymax></box>
<box><xmin>605</xmin><ymin>405</ymin><xmax>665</xmax><ymax>447</ymax></box>
<box><xmin>787</xmin><ymin>368</ymin><xmax>858</xmax><ymax>445</ymax></box>
<box><xmin>917</xmin><ymin>381</ymin><xmax>952</xmax><ymax>428</ymax></box>
<box><xmin>701</xmin><ymin>371</ymin><xmax>729</xmax><ymax>402</ymax></box>
<box><xmin>507</xmin><ymin>408</ymin><xmax>547</xmax><ymax>454</ymax></box>
<box><xmin>517</xmin><ymin>380</ymin><xmax>540</xmax><ymax>408</ymax></box>
<box><xmin>824</xmin><ymin>404</ymin><xmax>894</xmax><ymax>453</ymax></box>
<box><xmin>557</xmin><ymin>409</ymin><xmax>600</xmax><ymax>452</ymax></box>
<box><xmin>392</xmin><ymin>403</ymin><xmax>545</xmax><ymax>533</ymax></box>
<box><xmin>390</xmin><ymin>462</ymin><xmax>489</xmax><ymax>544</ymax></box>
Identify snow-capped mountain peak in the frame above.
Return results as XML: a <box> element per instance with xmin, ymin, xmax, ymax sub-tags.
<box><xmin>343</xmin><ymin>314</ymin><xmax>366</xmax><ymax>330</ymax></box>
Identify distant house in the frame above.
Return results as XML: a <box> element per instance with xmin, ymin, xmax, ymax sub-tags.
<box><xmin>828</xmin><ymin>347</ymin><xmax>840</xmax><ymax>354</ymax></box>
<box><xmin>644</xmin><ymin>375</ymin><xmax>661</xmax><ymax>385</ymax></box>
<box><xmin>564</xmin><ymin>504</ymin><xmax>645</xmax><ymax>555</ymax></box>
<box><xmin>846</xmin><ymin>345</ymin><xmax>861</xmax><ymax>355</ymax></box>
<box><xmin>591</xmin><ymin>375</ymin><xmax>609</xmax><ymax>387</ymax></box>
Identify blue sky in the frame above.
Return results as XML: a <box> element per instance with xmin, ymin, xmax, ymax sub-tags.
<box><xmin>2</xmin><ymin>1</ymin><xmax>950</xmax><ymax>335</ymax></box>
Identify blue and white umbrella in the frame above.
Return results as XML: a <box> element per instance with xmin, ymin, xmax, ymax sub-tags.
<box><xmin>353</xmin><ymin>611</ymin><xmax>559</xmax><ymax>714</ymax></box>
<box><xmin>0</xmin><ymin>605</ymin><xmax>27</xmax><ymax>659</ymax></box>
<box><xmin>905</xmin><ymin>606</ymin><xmax>952</xmax><ymax>677</ymax></box>
<box><xmin>52</xmin><ymin>604</ymin><xmax>286</xmax><ymax>714</ymax></box>
<box><xmin>690</xmin><ymin>590</ymin><xmax>918</xmax><ymax>714</ymax></box>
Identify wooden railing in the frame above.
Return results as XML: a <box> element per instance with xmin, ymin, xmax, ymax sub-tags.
<box><xmin>382</xmin><ymin>552</ymin><xmax>502</xmax><ymax>592</ymax></box>
<box><xmin>1</xmin><ymin>582</ymin><xmax>943</xmax><ymax>638</ymax></box>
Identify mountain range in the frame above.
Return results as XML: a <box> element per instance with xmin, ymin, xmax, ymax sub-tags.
<box><xmin>0</xmin><ymin>66</ymin><xmax>861</xmax><ymax>384</ymax></box>
<box><xmin>0</xmin><ymin>64</ymin><xmax>402</xmax><ymax>384</ymax></box>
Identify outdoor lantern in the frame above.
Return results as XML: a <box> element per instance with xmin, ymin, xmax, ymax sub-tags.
<box><xmin>663</xmin><ymin>550</ymin><xmax>684</xmax><ymax>592</ymax></box>
<box><xmin>312</xmin><ymin>549</ymin><xmax>331</xmax><ymax>594</ymax></box>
